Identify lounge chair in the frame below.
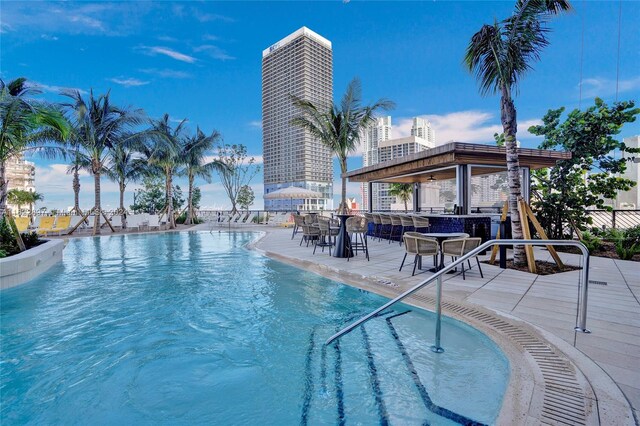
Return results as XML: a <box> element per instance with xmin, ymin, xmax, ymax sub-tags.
<box><xmin>35</xmin><ymin>216</ymin><xmax>55</xmax><ymax>235</ymax></box>
<box><xmin>147</xmin><ymin>214</ymin><xmax>164</xmax><ymax>231</ymax></box>
<box><xmin>13</xmin><ymin>217</ymin><xmax>30</xmax><ymax>233</ymax></box>
<box><xmin>30</xmin><ymin>216</ymin><xmax>43</xmax><ymax>230</ymax></box>
<box><xmin>128</xmin><ymin>214</ymin><xmax>149</xmax><ymax>232</ymax></box>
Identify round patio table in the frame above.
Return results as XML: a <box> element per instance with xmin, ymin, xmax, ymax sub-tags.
<box><xmin>421</xmin><ymin>232</ymin><xmax>469</xmax><ymax>271</ymax></box>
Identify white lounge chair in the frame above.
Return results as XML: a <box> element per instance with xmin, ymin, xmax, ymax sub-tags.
<box><xmin>147</xmin><ymin>214</ymin><xmax>165</xmax><ymax>231</ymax></box>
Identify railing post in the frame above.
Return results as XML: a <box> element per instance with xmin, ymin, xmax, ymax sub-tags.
<box><xmin>611</xmin><ymin>210</ymin><xmax>617</xmax><ymax>229</ymax></box>
<box><xmin>431</xmin><ymin>276</ymin><xmax>444</xmax><ymax>353</ymax></box>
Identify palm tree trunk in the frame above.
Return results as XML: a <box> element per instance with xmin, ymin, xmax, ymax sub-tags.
<box><xmin>119</xmin><ymin>182</ymin><xmax>127</xmax><ymax>229</ymax></box>
<box><xmin>340</xmin><ymin>160</ymin><xmax>348</xmax><ymax>213</ymax></box>
<box><xmin>0</xmin><ymin>160</ymin><xmax>7</xmax><ymax>219</ymax></box>
<box><xmin>186</xmin><ymin>174</ymin><xmax>194</xmax><ymax>225</ymax></box>
<box><xmin>166</xmin><ymin>169</ymin><xmax>175</xmax><ymax>229</ymax></box>
<box><xmin>500</xmin><ymin>87</ymin><xmax>525</xmax><ymax>265</ymax></box>
<box><xmin>72</xmin><ymin>166</ymin><xmax>81</xmax><ymax>214</ymax></box>
<box><xmin>93</xmin><ymin>166</ymin><xmax>101</xmax><ymax>235</ymax></box>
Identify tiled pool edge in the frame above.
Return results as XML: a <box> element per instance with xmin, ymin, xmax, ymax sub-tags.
<box><xmin>0</xmin><ymin>239</ymin><xmax>64</xmax><ymax>290</ymax></box>
<box><xmin>248</xmin><ymin>230</ymin><xmax>635</xmax><ymax>426</ymax></box>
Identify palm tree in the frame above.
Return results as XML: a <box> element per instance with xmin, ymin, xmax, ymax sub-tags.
<box><xmin>26</xmin><ymin>191</ymin><xmax>44</xmax><ymax>218</ymax></box>
<box><xmin>104</xmin><ymin>143</ymin><xmax>145</xmax><ymax>229</ymax></box>
<box><xmin>7</xmin><ymin>189</ymin><xmax>31</xmax><ymax>215</ymax></box>
<box><xmin>180</xmin><ymin>127</ymin><xmax>225</xmax><ymax>225</ymax></box>
<box><xmin>0</xmin><ymin>78</ymin><xmax>70</xmax><ymax>219</ymax></box>
<box><xmin>62</xmin><ymin>89</ymin><xmax>144</xmax><ymax>234</ymax></box>
<box><xmin>145</xmin><ymin>114</ymin><xmax>185</xmax><ymax>229</ymax></box>
<box><xmin>464</xmin><ymin>0</ymin><xmax>571</xmax><ymax>264</ymax></box>
<box><xmin>291</xmin><ymin>78</ymin><xmax>394</xmax><ymax>213</ymax></box>
<box><xmin>389</xmin><ymin>183</ymin><xmax>413</xmax><ymax>212</ymax></box>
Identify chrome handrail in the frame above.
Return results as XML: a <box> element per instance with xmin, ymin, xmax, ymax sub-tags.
<box><xmin>325</xmin><ymin>239</ymin><xmax>591</xmax><ymax>350</ymax></box>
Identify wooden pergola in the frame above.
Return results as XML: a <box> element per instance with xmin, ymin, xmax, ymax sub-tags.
<box><xmin>346</xmin><ymin>142</ymin><xmax>571</xmax><ymax>213</ymax></box>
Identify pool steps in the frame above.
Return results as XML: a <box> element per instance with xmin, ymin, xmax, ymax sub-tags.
<box><xmin>301</xmin><ymin>310</ymin><xmax>487</xmax><ymax>425</ymax></box>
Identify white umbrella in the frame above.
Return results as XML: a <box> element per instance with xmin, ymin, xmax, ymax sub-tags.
<box><xmin>264</xmin><ymin>186</ymin><xmax>323</xmax><ymax>211</ymax></box>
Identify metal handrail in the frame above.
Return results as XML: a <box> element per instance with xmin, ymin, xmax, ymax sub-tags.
<box><xmin>325</xmin><ymin>239</ymin><xmax>591</xmax><ymax>351</ymax></box>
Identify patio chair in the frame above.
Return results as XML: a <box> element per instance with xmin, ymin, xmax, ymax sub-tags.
<box><xmin>147</xmin><ymin>214</ymin><xmax>164</xmax><ymax>231</ymax></box>
<box><xmin>313</xmin><ymin>218</ymin><xmax>339</xmax><ymax>255</ymax></box>
<box><xmin>400</xmin><ymin>232</ymin><xmax>439</xmax><ymax>276</ymax></box>
<box><xmin>291</xmin><ymin>213</ymin><xmax>305</xmax><ymax>239</ymax></box>
<box><xmin>389</xmin><ymin>214</ymin><xmax>403</xmax><ymax>244</ymax></box>
<box><xmin>440</xmin><ymin>237</ymin><xmax>484</xmax><ymax>280</ymax></box>
<box><xmin>346</xmin><ymin>216</ymin><xmax>369</xmax><ymax>261</ymax></box>
<box><xmin>411</xmin><ymin>216</ymin><xmax>430</xmax><ymax>233</ymax></box>
<box><xmin>299</xmin><ymin>223</ymin><xmax>320</xmax><ymax>247</ymax></box>
<box><xmin>363</xmin><ymin>213</ymin><xmax>375</xmax><ymax>237</ymax></box>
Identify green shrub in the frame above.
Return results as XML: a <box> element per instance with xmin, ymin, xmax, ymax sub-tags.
<box><xmin>0</xmin><ymin>248</ymin><xmax>7</xmax><ymax>258</ymax></box>
<box><xmin>624</xmin><ymin>225</ymin><xmax>640</xmax><ymax>246</ymax></box>
<box><xmin>610</xmin><ymin>229</ymin><xmax>640</xmax><ymax>260</ymax></box>
<box><xmin>0</xmin><ymin>218</ymin><xmax>44</xmax><ymax>257</ymax></box>
<box><xmin>580</xmin><ymin>231</ymin><xmax>602</xmax><ymax>254</ymax></box>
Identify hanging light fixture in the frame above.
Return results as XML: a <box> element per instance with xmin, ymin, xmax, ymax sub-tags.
<box><xmin>426</xmin><ymin>175</ymin><xmax>437</xmax><ymax>182</ymax></box>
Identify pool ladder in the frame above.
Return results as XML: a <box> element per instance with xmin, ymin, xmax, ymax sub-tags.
<box><xmin>326</xmin><ymin>239</ymin><xmax>591</xmax><ymax>352</ymax></box>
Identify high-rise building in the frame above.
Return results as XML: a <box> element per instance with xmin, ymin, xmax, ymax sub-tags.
<box><xmin>410</xmin><ymin>117</ymin><xmax>436</xmax><ymax>146</ymax></box>
<box><xmin>361</xmin><ymin>116</ymin><xmax>435</xmax><ymax>210</ymax></box>
<box><xmin>261</xmin><ymin>27</ymin><xmax>334</xmax><ymax>211</ymax></box>
<box><xmin>5</xmin><ymin>153</ymin><xmax>36</xmax><ymax>214</ymax></box>
<box><xmin>361</xmin><ymin>116</ymin><xmax>392</xmax><ymax>208</ymax></box>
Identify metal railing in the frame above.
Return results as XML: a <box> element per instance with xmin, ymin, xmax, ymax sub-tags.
<box><xmin>587</xmin><ymin>209</ymin><xmax>640</xmax><ymax>230</ymax></box>
<box><xmin>326</xmin><ymin>239</ymin><xmax>591</xmax><ymax>353</ymax></box>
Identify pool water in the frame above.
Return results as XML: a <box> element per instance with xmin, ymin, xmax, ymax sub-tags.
<box><xmin>1</xmin><ymin>232</ymin><xmax>509</xmax><ymax>425</ymax></box>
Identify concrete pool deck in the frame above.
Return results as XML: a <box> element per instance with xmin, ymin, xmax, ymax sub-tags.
<box><xmin>198</xmin><ymin>224</ymin><xmax>640</xmax><ymax>424</ymax></box>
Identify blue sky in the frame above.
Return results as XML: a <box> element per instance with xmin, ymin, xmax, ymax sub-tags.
<box><xmin>2</xmin><ymin>1</ymin><xmax>639</xmax><ymax>211</ymax></box>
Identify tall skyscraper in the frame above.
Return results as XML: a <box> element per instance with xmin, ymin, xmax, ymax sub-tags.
<box><xmin>261</xmin><ymin>27</ymin><xmax>334</xmax><ymax>211</ymax></box>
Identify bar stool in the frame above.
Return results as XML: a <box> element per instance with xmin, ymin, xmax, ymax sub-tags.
<box><xmin>412</xmin><ymin>216</ymin><xmax>430</xmax><ymax>233</ymax></box>
<box><xmin>378</xmin><ymin>214</ymin><xmax>392</xmax><ymax>241</ymax></box>
<box><xmin>389</xmin><ymin>214</ymin><xmax>403</xmax><ymax>244</ymax></box>
<box><xmin>371</xmin><ymin>213</ymin><xmax>383</xmax><ymax>241</ymax></box>
<box><xmin>363</xmin><ymin>212</ymin><xmax>375</xmax><ymax>238</ymax></box>
<box><xmin>346</xmin><ymin>216</ymin><xmax>369</xmax><ymax>261</ymax></box>
<box><xmin>399</xmin><ymin>215</ymin><xmax>416</xmax><ymax>245</ymax></box>
<box><xmin>313</xmin><ymin>218</ymin><xmax>339</xmax><ymax>255</ymax></box>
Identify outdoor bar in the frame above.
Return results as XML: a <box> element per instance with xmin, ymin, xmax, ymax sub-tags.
<box><xmin>346</xmin><ymin>142</ymin><xmax>571</xmax><ymax>239</ymax></box>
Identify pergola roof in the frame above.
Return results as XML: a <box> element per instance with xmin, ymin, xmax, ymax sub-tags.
<box><xmin>346</xmin><ymin>142</ymin><xmax>571</xmax><ymax>183</ymax></box>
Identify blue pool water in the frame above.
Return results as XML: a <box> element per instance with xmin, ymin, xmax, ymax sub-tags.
<box><xmin>1</xmin><ymin>232</ymin><xmax>509</xmax><ymax>425</ymax></box>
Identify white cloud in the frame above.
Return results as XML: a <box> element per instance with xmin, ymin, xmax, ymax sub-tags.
<box><xmin>202</xmin><ymin>34</ymin><xmax>219</xmax><ymax>42</ymax></box>
<box><xmin>580</xmin><ymin>76</ymin><xmax>640</xmax><ymax>99</ymax></box>
<box><xmin>40</xmin><ymin>34</ymin><xmax>58</xmax><ymax>41</ymax></box>
<box><xmin>395</xmin><ymin>111</ymin><xmax>542</xmax><ymax>144</ymax></box>
<box><xmin>29</xmin><ymin>81</ymin><xmax>87</xmax><ymax>95</ymax></box>
<box><xmin>193</xmin><ymin>44</ymin><xmax>235</xmax><ymax>61</ymax></box>
<box><xmin>139</xmin><ymin>68</ymin><xmax>191</xmax><ymax>79</ymax></box>
<box><xmin>195</xmin><ymin>13</ymin><xmax>235</xmax><ymax>23</ymax></box>
<box><xmin>140</xmin><ymin>46</ymin><xmax>197</xmax><ymax>63</ymax></box>
<box><xmin>108</xmin><ymin>77</ymin><xmax>150</xmax><ymax>87</ymax></box>
<box><xmin>248</xmin><ymin>120</ymin><xmax>262</xmax><ymax>129</ymax></box>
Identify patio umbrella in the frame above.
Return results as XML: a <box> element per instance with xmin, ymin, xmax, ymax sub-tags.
<box><xmin>264</xmin><ymin>186</ymin><xmax>323</xmax><ymax>211</ymax></box>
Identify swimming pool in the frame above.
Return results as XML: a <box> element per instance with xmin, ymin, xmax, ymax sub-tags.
<box><xmin>1</xmin><ymin>232</ymin><xmax>508</xmax><ymax>425</ymax></box>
